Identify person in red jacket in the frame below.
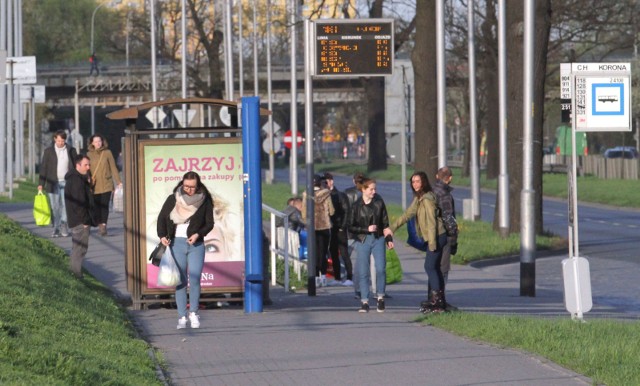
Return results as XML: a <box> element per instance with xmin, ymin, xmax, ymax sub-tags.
<box><xmin>89</xmin><ymin>53</ymin><xmax>99</xmax><ymax>76</ymax></box>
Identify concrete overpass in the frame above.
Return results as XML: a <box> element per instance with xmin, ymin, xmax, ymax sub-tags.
<box><xmin>37</xmin><ymin>63</ymin><xmax>365</xmax><ymax>107</ymax></box>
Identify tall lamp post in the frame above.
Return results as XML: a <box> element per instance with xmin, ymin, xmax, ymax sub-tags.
<box><xmin>90</xmin><ymin>0</ymin><xmax>122</xmax><ymax>55</ymax></box>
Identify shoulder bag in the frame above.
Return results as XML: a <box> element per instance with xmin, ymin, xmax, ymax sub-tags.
<box><xmin>406</xmin><ymin>217</ymin><xmax>428</xmax><ymax>252</ymax></box>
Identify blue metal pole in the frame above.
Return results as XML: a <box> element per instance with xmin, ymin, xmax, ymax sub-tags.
<box><xmin>242</xmin><ymin>96</ymin><xmax>263</xmax><ymax>313</ymax></box>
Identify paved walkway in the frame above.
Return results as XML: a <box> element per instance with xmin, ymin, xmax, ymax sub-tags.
<box><xmin>3</xmin><ymin>201</ymin><xmax>634</xmax><ymax>385</ymax></box>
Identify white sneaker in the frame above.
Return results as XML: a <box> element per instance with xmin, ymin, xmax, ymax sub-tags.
<box><xmin>177</xmin><ymin>316</ymin><xmax>187</xmax><ymax>329</ymax></box>
<box><xmin>342</xmin><ymin>279</ymin><xmax>354</xmax><ymax>287</ymax></box>
<box><xmin>189</xmin><ymin>312</ymin><xmax>200</xmax><ymax>329</ymax></box>
<box><xmin>60</xmin><ymin>223</ymin><xmax>69</xmax><ymax>237</ymax></box>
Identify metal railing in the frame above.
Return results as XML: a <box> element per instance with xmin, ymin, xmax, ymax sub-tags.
<box><xmin>262</xmin><ymin>204</ymin><xmax>306</xmax><ymax>292</ymax></box>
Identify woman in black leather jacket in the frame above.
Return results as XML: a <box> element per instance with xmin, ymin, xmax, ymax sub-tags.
<box><xmin>348</xmin><ymin>177</ymin><xmax>394</xmax><ymax>313</ymax></box>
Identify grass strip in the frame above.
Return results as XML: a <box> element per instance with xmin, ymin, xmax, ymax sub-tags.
<box><xmin>423</xmin><ymin>312</ymin><xmax>640</xmax><ymax>386</ymax></box>
<box><xmin>0</xmin><ymin>214</ymin><xmax>163</xmax><ymax>385</ymax></box>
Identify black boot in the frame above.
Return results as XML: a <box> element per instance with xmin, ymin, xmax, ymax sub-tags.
<box><xmin>419</xmin><ymin>294</ymin><xmax>431</xmax><ymax>313</ymax></box>
<box><xmin>423</xmin><ymin>290</ymin><xmax>446</xmax><ymax>314</ymax></box>
<box><xmin>419</xmin><ymin>284</ymin><xmax>433</xmax><ymax>312</ymax></box>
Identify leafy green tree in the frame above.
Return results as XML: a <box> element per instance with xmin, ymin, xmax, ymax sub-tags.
<box><xmin>23</xmin><ymin>0</ymin><xmax>123</xmax><ymax>64</ymax></box>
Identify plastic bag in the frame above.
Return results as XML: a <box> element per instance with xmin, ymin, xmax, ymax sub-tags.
<box><xmin>386</xmin><ymin>248</ymin><xmax>403</xmax><ymax>284</ymax></box>
<box><xmin>113</xmin><ymin>185</ymin><xmax>124</xmax><ymax>212</ymax></box>
<box><xmin>157</xmin><ymin>247</ymin><xmax>182</xmax><ymax>287</ymax></box>
<box><xmin>33</xmin><ymin>191</ymin><xmax>51</xmax><ymax>226</ymax></box>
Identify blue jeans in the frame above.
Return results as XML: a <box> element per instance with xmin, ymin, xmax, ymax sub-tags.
<box><xmin>424</xmin><ymin>233</ymin><xmax>448</xmax><ymax>291</ymax></box>
<box><xmin>171</xmin><ymin>237</ymin><xmax>205</xmax><ymax>318</ymax></box>
<box><xmin>48</xmin><ymin>181</ymin><xmax>67</xmax><ymax>231</ymax></box>
<box><xmin>355</xmin><ymin>235</ymin><xmax>386</xmax><ymax>302</ymax></box>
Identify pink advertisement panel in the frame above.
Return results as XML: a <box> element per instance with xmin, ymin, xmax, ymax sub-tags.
<box><xmin>142</xmin><ymin>139</ymin><xmax>245</xmax><ymax>290</ymax></box>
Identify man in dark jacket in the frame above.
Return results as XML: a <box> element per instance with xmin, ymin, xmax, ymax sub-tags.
<box><xmin>64</xmin><ymin>155</ymin><xmax>93</xmax><ymax>278</ymax></box>
<box><xmin>276</xmin><ymin>197</ymin><xmax>304</xmax><ymax>232</ymax></box>
<box><xmin>324</xmin><ymin>172</ymin><xmax>353</xmax><ymax>285</ymax></box>
<box><xmin>432</xmin><ymin>166</ymin><xmax>459</xmax><ymax>284</ymax></box>
<box><xmin>38</xmin><ymin>130</ymin><xmax>78</xmax><ymax>237</ymax></box>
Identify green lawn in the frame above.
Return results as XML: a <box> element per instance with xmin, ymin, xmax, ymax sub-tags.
<box><xmin>0</xmin><ymin>215</ymin><xmax>164</xmax><ymax>385</ymax></box>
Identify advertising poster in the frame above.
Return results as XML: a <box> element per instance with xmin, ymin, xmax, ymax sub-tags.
<box><xmin>143</xmin><ymin>139</ymin><xmax>245</xmax><ymax>290</ymax></box>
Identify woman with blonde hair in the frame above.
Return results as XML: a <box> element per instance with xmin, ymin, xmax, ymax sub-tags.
<box><xmin>87</xmin><ymin>134</ymin><xmax>121</xmax><ymax>236</ymax></box>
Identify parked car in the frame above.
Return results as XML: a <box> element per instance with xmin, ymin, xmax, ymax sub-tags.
<box><xmin>603</xmin><ymin>146</ymin><xmax>638</xmax><ymax>159</ymax></box>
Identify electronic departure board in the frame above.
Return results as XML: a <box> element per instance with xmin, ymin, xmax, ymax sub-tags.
<box><xmin>314</xmin><ymin>19</ymin><xmax>394</xmax><ymax>77</ymax></box>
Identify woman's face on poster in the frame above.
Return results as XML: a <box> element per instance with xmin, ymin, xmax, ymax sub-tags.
<box><xmin>204</xmin><ymin>224</ymin><xmax>229</xmax><ymax>262</ymax></box>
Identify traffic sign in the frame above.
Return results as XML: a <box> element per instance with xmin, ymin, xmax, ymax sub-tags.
<box><xmin>570</xmin><ymin>62</ymin><xmax>631</xmax><ymax>132</ymax></box>
<box><xmin>220</xmin><ymin>106</ymin><xmax>231</xmax><ymax>126</ymax></box>
<box><xmin>145</xmin><ymin>106</ymin><xmax>166</xmax><ymax>126</ymax></box>
<box><xmin>5</xmin><ymin>56</ymin><xmax>36</xmax><ymax>84</ymax></box>
<box><xmin>283</xmin><ymin>130</ymin><xmax>303</xmax><ymax>149</ymax></box>
<box><xmin>262</xmin><ymin>137</ymin><xmax>282</xmax><ymax>154</ymax></box>
<box><xmin>262</xmin><ymin>121</ymin><xmax>281</xmax><ymax>134</ymax></box>
<box><xmin>560</xmin><ymin>63</ymin><xmax>572</xmax><ymax>123</ymax></box>
<box><xmin>172</xmin><ymin>109</ymin><xmax>196</xmax><ymax>127</ymax></box>
<box><xmin>33</xmin><ymin>85</ymin><xmax>45</xmax><ymax>103</ymax></box>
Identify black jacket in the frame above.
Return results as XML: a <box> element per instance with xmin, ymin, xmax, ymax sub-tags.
<box><xmin>432</xmin><ymin>179</ymin><xmax>458</xmax><ymax>237</ymax></box>
<box><xmin>348</xmin><ymin>195</ymin><xmax>390</xmax><ymax>242</ymax></box>
<box><xmin>39</xmin><ymin>145</ymin><xmax>78</xmax><ymax>193</ymax></box>
<box><xmin>157</xmin><ymin>193</ymin><xmax>214</xmax><ymax>241</ymax></box>
<box><xmin>276</xmin><ymin>205</ymin><xmax>304</xmax><ymax>232</ymax></box>
<box><xmin>344</xmin><ymin>185</ymin><xmax>359</xmax><ymax>208</ymax></box>
<box><xmin>64</xmin><ymin>168</ymin><xmax>93</xmax><ymax>228</ymax></box>
<box><xmin>329</xmin><ymin>187</ymin><xmax>350</xmax><ymax>230</ymax></box>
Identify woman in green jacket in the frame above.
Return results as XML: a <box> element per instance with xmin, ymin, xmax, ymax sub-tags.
<box><xmin>390</xmin><ymin>171</ymin><xmax>448</xmax><ymax>313</ymax></box>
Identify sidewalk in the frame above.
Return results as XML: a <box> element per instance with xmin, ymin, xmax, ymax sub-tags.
<box><xmin>4</xmin><ymin>202</ymin><xmax>630</xmax><ymax>385</ymax></box>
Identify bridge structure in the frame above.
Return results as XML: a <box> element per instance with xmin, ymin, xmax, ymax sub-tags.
<box><xmin>37</xmin><ymin>63</ymin><xmax>365</xmax><ymax>108</ymax></box>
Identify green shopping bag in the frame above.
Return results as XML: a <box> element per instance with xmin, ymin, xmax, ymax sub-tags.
<box><xmin>33</xmin><ymin>191</ymin><xmax>51</xmax><ymax>226</ymax></box>
<box><xmin>386</xmin><ymin>248</ymin><xmax>403</xmax><ymax>284</ymax></box>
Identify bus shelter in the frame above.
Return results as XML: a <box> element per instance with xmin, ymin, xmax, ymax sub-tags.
<box><xmin>107</xmin><ymin>97</ymin><xmax>269</xmax><ymax>310</ymax></box>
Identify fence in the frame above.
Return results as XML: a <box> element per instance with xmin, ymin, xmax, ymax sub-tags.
<box><xmin>543</xmin><ymin>154</ymin><xmax>639</xmax><ymax>179</ymax></box>
<box><xmin>261</xmin><ymin>204</ymin><xmax>306</xmax><ymax>292</ymax></box>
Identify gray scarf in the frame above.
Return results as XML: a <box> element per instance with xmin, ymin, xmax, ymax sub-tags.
<box><xmin>170</xmin><ymin>190</ymin><xmax>204</xmax><ymax>224</ymax></box>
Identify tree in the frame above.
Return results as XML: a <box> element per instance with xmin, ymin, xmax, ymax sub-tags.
<box><xmin>478</xmin><ymin>0</ymin><xmax>500</xmax><ymax>180</ymax></box>
<box><xmin>501</xmin><ymin>0</ymin><xmax>551</xmax><ymax>234</ymax></box>
<box><xmin>151</xmin><ymin>0</ymin><xmax>225</xmax><ymax>98</ymax></box>
<box><xmin>23</xmin><ymin>0</ymin><xmax>123</xmax><ymax>64</ymax></box>
<box><xmin>411</xmin><ymin>1</ymin><xmax>438</xmax><ymax>176</ymax></box>
<box><xmin>353</xmin><ymin>0</ymin><xmax>415</xmax><ymax>172</ymax></box>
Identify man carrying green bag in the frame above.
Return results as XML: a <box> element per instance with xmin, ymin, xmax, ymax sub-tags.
<box><xmin>38</xmin><ymin>130</ymin><xmax>77</xmax><ymax>237</ymax></box>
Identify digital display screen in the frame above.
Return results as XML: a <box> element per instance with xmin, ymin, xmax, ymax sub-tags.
<box><xmin>315</xmin><ymin>20</ymin><xmax>394</xmax><ymax>77</ymax></box>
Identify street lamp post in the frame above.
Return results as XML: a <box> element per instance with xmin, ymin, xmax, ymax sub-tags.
<box><xmin>90</xmin><ymin>0</ymin><xmax>122</xmax><ymax>55</ymax></box>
